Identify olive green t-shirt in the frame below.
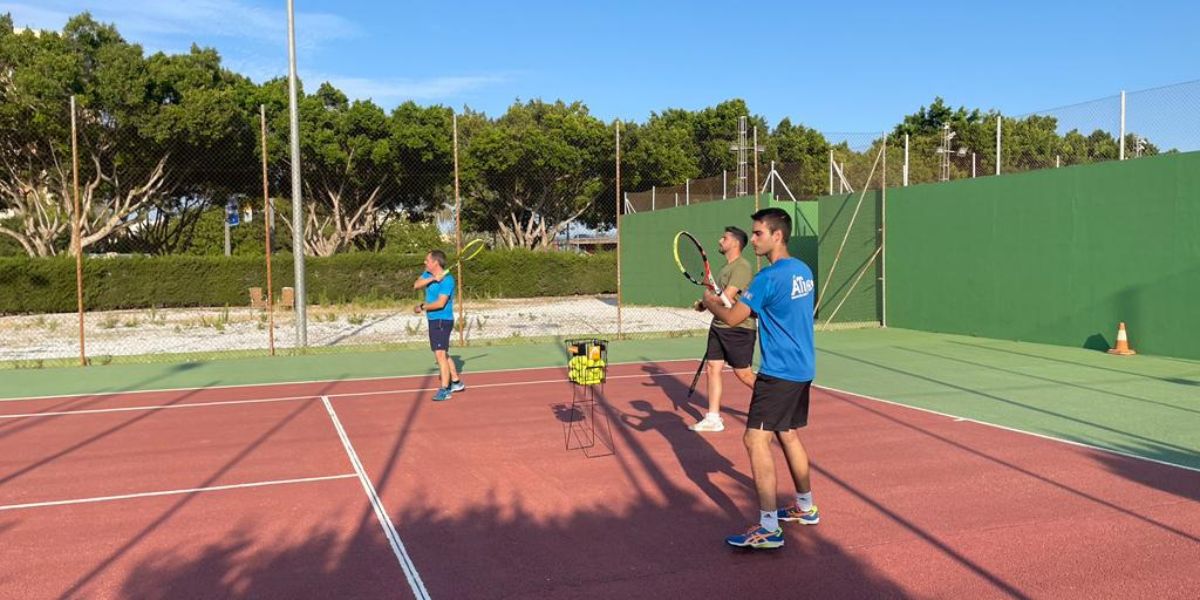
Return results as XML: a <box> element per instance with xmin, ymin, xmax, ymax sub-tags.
<box><xmin>713</xmin><ymin>256</ymin><xmax>756</xmax><ymax>330</ymax></box>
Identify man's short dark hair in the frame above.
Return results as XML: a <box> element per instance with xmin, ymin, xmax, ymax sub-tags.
<box><xmin>751</xmin><ymin>208</ymin><xmax>791</xmax><ymax>243</ymax></box>
<box><xmin>724</xmin><ymin>226</ymin><xmax>748</xmax><ymax>250</ymax></box>
<box><xmin>428</xmin><ymin>249</ymin><xmax>447</xmax><ymax>268</ymax></box>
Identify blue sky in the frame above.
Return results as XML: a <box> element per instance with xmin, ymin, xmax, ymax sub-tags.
<box><xmin>5</xmin><ymin>1</ymin><xmax>1199</xmax><ymax>137</ymax></box>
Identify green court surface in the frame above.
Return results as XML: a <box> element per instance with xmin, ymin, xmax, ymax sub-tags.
<box><xmin>4</xmin><ymin>328</ymin><xmax>1198</xmax><ymax>469</ymax></box>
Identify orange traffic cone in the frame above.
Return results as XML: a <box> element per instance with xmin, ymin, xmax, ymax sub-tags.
<box><xmin>1107</xmin><ymin>322</ymin><xmax>1136</xmax><ymax>356</ymax></box>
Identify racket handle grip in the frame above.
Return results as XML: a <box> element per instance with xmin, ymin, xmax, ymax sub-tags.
<box><xmin>718</xmin><ymin>292</ymin><xmax>732</xmax><ymax>309</ymax></box>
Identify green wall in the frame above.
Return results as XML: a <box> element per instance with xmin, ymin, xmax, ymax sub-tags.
<box><xmin>886</xmin><ymin>151</ymin><xmax>1200</xmax><ymax>360</ymax></box>
<box><xmin>620</xmin><ymin>195</ymin><xmax>818</xmax><ymax>307</ymax></box>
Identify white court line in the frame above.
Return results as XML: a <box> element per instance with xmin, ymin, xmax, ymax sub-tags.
<box><xmin>0</xmin><ymin>358</ymin><xmax>698</xmax><ymax>403</ymax></box>
<box><xmin>322</xmin><ymin>396</ymin><xmax>430</xmax><ymax>600</ymax></box>
<box><xmin>817</xmin><ymin>384</ymin><xmax>1200</xmax><ymax>474</ymax></box>
<box><xmin>0</xmin><ymin>369</ymin><xmax>698</xmax><ymax>420</ymax></box>
<box><xmin>0</xmin><ymin>473</ymin><xmax>357</xmax><ymax>512</ymax></box>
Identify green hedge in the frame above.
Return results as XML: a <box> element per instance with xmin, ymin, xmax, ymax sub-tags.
<box><xmin>0</xmin><ymin>250</ymin><xmax>616</xmax><ymax>314</ymax></box>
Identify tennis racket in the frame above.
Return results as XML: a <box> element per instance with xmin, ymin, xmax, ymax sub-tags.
<box><xmin>686</xmin><ymin>358</ymin><xmax>705</xmax><ymax>398</ymax></box>
<box><xmin>673</xmin><ymin>231</ymin><xmax>731</xmax><ymax>308</ymax></box>
<box><xmin>450</xmin><ymin>238</ymin><xmax>487</xmax><ymax>269</ymax></box>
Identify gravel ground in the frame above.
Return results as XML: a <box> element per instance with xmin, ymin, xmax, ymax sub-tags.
<box><xmin>0</xmin><ymin>296</ymin><xmax>712</xmax><ymax>362</ymax></box>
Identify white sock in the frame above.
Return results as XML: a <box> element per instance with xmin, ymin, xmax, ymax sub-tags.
<box><xmin>796</xmin><ymin>491</ymin><xmax>813</xmax><ymax>511</ymax></box>
<box><xmin>760</xmin><ymin>510</ymin><xmax>779</xmax><ymax>531</ymax></box>
<box><xmin>706</xmin><ymin>412</ymin><xmax>721</xmax><ymax>420</ymax></box>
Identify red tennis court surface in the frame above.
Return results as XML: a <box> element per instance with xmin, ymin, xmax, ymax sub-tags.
<box><xmin>1</xmin><ymin>362</ymin><xmax>1197</xmax><ymax>599</ymax></box>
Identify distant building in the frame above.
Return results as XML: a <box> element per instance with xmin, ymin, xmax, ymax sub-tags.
<box><xmin>561</xmin><ymin>236</ymin><xmax>616</xmax><ymax>254</ymax></box>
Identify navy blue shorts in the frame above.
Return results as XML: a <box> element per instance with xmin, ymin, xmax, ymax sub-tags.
<box><xmin>428</xmin><ymin>319</ymin><xmax>453</xmax><ymax>351</ymax></box>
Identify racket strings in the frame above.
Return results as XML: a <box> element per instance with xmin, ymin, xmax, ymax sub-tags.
<box><xmin>676</xmin><ymin>239</ymin><xmax>708</xmax><ymax>280</ymax></box>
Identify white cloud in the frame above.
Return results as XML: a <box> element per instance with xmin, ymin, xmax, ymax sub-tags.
<box><xmin>312</xmin><ymin>73</ymin><xmax>512</xmax><ymax>104</ymax></box>
<box><xmin>1</xmin><ymin>1</ymin><xmax>357</xmax><ymax>48</ymax></box>
<box><xmin>2</xmin><ymin>2</ymin><xmax>513</xmax><ymax>108</ymax></box>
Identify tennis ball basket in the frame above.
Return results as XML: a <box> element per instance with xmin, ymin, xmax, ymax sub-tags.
<box><xmin>566</xmin><ymin>338</ymin><xmax>608</xmax><ymax>386</ymax></box>
<box><xmin>562</xmin><ymin>338</ymin><xmax>611</xmax><ymax>456</ymax></box>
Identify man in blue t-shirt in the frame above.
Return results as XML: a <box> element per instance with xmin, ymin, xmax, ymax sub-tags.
<box><xmin>701</xmin><ymin>207</ymin><xmax>819</xmax><ymax>550</ymax></box>
<box><xmin>412</xmin><ymin>249</ymin><xmax>465</xmax><ymax>401</ymax></box>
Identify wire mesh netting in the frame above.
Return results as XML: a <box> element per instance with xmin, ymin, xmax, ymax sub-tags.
<box><xmin>3</xmin><ymin>18</ymin><xmax>1198</xmax><ymax>367</ymax></box>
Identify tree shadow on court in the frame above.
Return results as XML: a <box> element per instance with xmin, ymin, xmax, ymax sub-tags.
<box><xmin>823</xmin><ymin>387</ymin><xmax>1200</xmax><ymax>549</ymax></box>
<box><xmin>823</xmin><ymin>347</ymin><xmax>1200</xmax><ymax>463</ymax></box>
<box><xmin>1053</xmin><ymin>433</ymin><xmax>1200</xmax><ymax>503</ymax></box>
<box><xmin>0</xmin><ymin>381</ymin><xmax>224</xmax><ymax>481</ymax></box>
<box><xmin>53</xmin><ymin>377</ymin><xmax>357</xmax><ymax>599</ymax></box>
<box><xmin>107</xmin><ymin>370</ymin><xmax>1045</xmax><ymax>599</ymax></box>
<box><xmin>949</xmin><ymin>340</ymin><xmax>1200</xmax><ymax>387</ymax></box>
<box><xmin>0</xmin><ymin>364</ymin><xmax>216</xmax><ymax>442</ymax></box>
<box><xmin>894</xmin><ymin>345</ymin><xmax>1200</xmax><ymax>417</ymax></box>
<box><xmin>117</xmin><ymin>491</ymin><xmax>916</xmax><ymax>599</ymax></box>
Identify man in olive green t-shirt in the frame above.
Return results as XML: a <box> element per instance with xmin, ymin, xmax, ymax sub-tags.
<box><xmin>690</xmin><ymin>226</ymin><xmax>757</xmax><ymax>432</ymax></box>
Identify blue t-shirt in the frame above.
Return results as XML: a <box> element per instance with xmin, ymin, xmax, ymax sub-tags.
<box><xmin>420</xmin><ymin>272</ymin><xmax>455</xmax><ymax>321</ymax></box>
<box><xmin>738</xmin><ymin>257</ymin><xmax>815</xmax><ymax>382</ymax></box>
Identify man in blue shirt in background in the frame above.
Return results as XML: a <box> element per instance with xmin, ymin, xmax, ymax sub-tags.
<box><xmin>413</xmin><ymin>249</ymin><xmax>466</xmax><ymax>401</ymax></box>
<box><xmin>702</xmin><ymin>207</ymin><xmax>819</xmax><ymax>550</ymax></box>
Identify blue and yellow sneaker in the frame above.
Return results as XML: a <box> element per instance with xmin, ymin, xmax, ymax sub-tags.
<box><xmin>432</xmin><ymin>387</ymin><xmax>452</xmax><ymax>402</ymax></box>
<box><xmin>725</xmin><ymin>525</ymin><xmax>784</xmax><ymax>549</ymax></box>
<box><xmin>777</xmin><ymin>504</ymin><xmax>820</xmax><ymax>525</ymax></box>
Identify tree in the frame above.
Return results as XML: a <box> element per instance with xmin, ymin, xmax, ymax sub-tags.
<box><xmin>265</xmin><ymin>82</ymin><xmax>401</xmax><ymax>256</ymax></box>
<box><xmin>461</xmin><ymin>100</ymin><xmax>610</xmax><ymax>249</ymax></box>
<box><xmin>108</xmin><ymin>45</ymin><xmax>260</xmax><ymax>255</ymax></box>
<box><xmin>766</xmin><ymin>118</ymin><xmax>830</xmax><ymax>197</ymax></box>
<box><xmin>388</xmin><ymin>101</ymin><xmax>455</xmax><ymax>220</ymax></box>
<box><xmin>622</xmin><ymin>111</ymin><xmax>700</xmax><ymax>191</ymax></box>
<box><xmin>0</xmin><ymin>13</ymin><xmax>257</xmax><ymax>257</ymax></box>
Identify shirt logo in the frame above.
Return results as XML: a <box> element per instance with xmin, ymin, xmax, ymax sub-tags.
<box><xmin>791</xmin><ymin>275</ymin><xmax>813</xmax><ymax>299</ymax></box>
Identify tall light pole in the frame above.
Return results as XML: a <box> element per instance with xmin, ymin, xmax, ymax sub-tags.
<box><xmin>286</xmin><ymin>0</ymin><xmax>307</xmax><ymax>347</ymax></box>
<box><xmin>936</xmin><ymin>124</ymin><xmax>968</xmax><ymax>182</ymax></box>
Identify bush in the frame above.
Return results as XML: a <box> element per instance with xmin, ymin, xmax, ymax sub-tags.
<box><xmin>380</xmin><ymin>219</ymin><xmax>447</xmax><ymax>254</ymax></box>
<box><xmin>0</xmin><ymin>250</ymin><xmax>616</xmax><ymax>313</ymax></box>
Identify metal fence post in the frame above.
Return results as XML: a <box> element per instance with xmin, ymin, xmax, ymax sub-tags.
<box><xmin>1119</xmin><ymin>90</ymin><xmax>1126</xmax><ymax>160</ymax></box>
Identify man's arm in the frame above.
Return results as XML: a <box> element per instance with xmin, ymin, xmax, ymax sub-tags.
<box><xmin>702</xmin><ymin>289</ymin><xmax>752</xmax><ymax>326</ymax></box>
<box><xmin>413</xmin><ymin>270</ymin><xmax>449</xmax><ymax>289</ymax></box>
<box><xmin>424</xmin><ymin>294</ymin><xmax>451</xmax><ymax>311</ymax></box>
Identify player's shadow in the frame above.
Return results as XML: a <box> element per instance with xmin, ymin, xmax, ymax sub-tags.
<box><xmin>640</xmin><ymin>364</ymin><xmax>749</xmax><ymax>424</ymax></box>
<box><xmin>618</xmin><ymin>399</ymin><xmax>754</xmax><ymax>520</ymax></box>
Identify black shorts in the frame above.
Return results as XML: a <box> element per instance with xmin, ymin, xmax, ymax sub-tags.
<box><xmin>704</xmin><ymin>326</ymin><xmax>756</xmax><ymax>369</ymax></box>
<box><xmin>428</xmin><ymin>319</ymin><xmax>453</xmax><ymax>351</ymax></box>
<box><xmin>747</xmin><ymin>374</ymin><xmax>812</xmax><ymax>431</ymax></box>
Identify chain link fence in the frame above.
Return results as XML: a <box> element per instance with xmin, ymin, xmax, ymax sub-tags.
<box><xmin>0</xmin><ymin>97</ymin><xmax>701</xmax><ymax>367</ymax></box>
<box><xmin>2</xmin><ymin>22</ymin><xmax>1197</xmax><ymax>369</ymax></box>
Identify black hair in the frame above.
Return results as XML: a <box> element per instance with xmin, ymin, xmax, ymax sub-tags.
<box><xmin>751</xmin><ymin>207</ymin><xmax>791</xmax><ymax>243</ymax></box>
<box><xmin>724</xmin><ymin>226</ymin><xmax>748</xmax><ymax>250</ymax></box>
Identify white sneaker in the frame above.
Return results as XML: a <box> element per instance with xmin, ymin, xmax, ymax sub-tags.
<box><xmin>690</xmin><ymin>414</ymin><xmax>725</xmax><ymax>432</ymax></box>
